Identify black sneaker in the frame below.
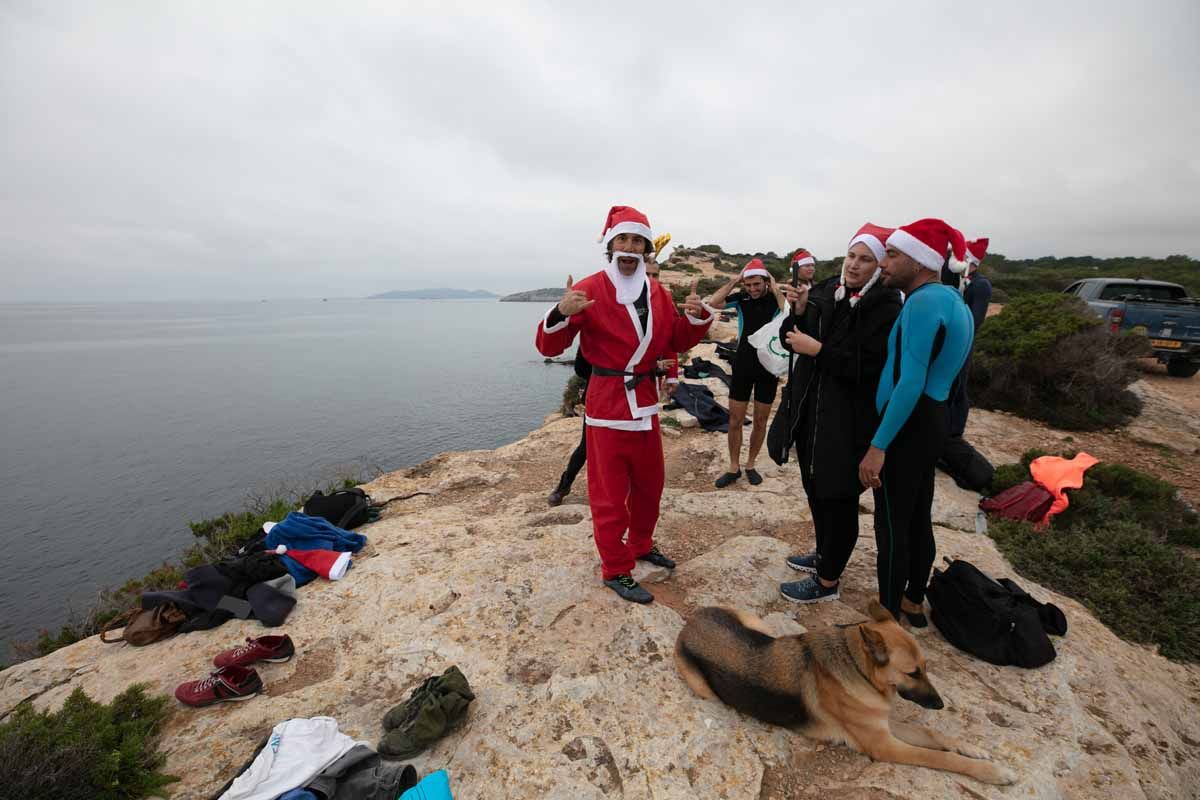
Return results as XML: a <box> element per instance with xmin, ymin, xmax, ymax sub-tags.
<box><xmin>636</xmin><ymin>545</ymin><xmax>676</xmax><ymax>570</ymax></box>
<box><xmin>715</xmin><ymin>470</ymin><xmax>741</xmax><ymax>489</ymax></box>
<box><xmin>547</xmin><ymin>490</ymin><xmax>566</xmax><ymax>507</ymax></box>
<box><xmin>786</xmin><ymin>552</ymin><xmax>819</xmax><ymax>573</ymax></box>
<box><xmin>780</xmin><ymin>577</ymin><xmax>840</xmax><ymax>604</ymax></box>
<box><xmin>603</xmin><ymin>574</ymin><xmax>653</xmax><ymax>604</ymax></box>
<box><xmin>745</xmin><ymin>468</ymin><xmax>763</xmax><ymax>486</ymax></box>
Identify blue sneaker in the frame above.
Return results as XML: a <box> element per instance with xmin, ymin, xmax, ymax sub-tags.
<box><xmin>786</xmin><ymin>552</ymin><xmax>819</xmax><ymax>573</ymax></box>
<box><xmin>780</xmin><ymin>577</ymin><xmax>840</xmax><ymax>604</ymax></box>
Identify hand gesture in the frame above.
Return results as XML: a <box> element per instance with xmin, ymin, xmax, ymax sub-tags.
<box><xmin>682</xmin><ymin>280</ymin><xmax>705</xmax><ymax>318</ymax></box>
<box><xmin>782</xmin><ymin>282</ymin><xmax>810</xmax><ymax>307</ymax></box>
<box><xmin>785</xmin><ymin>329</ymin><xmax>821</xmax><ymax>356</ymax></box>
<box><xmin>557</xmin><ymin>275</ymin><xmax>595</xmax><ymax>316</ymax></box>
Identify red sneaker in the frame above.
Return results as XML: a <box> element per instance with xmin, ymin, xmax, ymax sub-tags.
<box><xmin>213</xmin><ymin>634</ymin><xmax>295</xmax><ymax>668</ymax></box>
<box><xmin>175</xmin><ymin>665</ymin><xmax>263</xmax><ymax>707</ymax></box>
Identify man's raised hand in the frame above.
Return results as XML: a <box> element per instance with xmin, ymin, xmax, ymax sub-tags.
<box><xmin>558</xmin><ymin>275</ymin><xmax>594</xmax><ymax>316</ymax></box>
<box><xmin>683</xmin><ymin>280</ymin><xmax>706</xmax><ymax>318</ymax></box>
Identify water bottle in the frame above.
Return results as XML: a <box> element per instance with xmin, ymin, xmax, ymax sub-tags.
<box><xmin>975</xmin><ymin>509</ymin><xmax>988</xmax><ymax>535</ymax></box>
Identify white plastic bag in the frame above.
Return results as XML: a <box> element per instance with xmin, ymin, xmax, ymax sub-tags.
<box><xmin>746</xmin><ymin>313</ymin><xmax>789</xmax><ymax>377</ymax></box>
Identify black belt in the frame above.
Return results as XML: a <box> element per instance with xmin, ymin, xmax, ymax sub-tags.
<box><xmin>592</xmin><ymin>365</ymin><xmax>667</xmax><ymax>391</ymax></box>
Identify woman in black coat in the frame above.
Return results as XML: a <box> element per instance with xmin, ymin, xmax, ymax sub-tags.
<box><xmin>773</xmin><ymin>225</ymin><xmax>902</xmax><ymax>603</ymax></box>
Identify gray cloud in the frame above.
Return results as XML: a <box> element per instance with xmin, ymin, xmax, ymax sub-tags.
<box><xmin>2</xmin><ymin>0</ymin><xmax>1197</xmax><ymax>301</ymax></box>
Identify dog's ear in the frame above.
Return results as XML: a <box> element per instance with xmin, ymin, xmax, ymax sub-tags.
<box><xmin>860</xmin><ymin>625</ymin><xmax>890</xmax><ymax>666</ymax></box>
<box><xmin>867</xmin><ymin>599</ymin><xmax>895</xmax><ymax>623</ymax></box>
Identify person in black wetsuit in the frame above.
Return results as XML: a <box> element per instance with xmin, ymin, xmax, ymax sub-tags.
<box><xmin>945</xmin><ymin>237</ymin><xmax>993</xmax><ymax>436</ymax></box>
<box><xmin>858</xmin><ymin>219</ymin><xmax>974</xmax><ymax>624</ymax></box>
<box><xmin>705</xmin><ymin>259</ymin><xmax>785</xmax><ymax>488</ymax></box>
<box><xmin>774</xmin><ymin>224</ymin><xmax>902</xmax><ymax>604</ymax></box>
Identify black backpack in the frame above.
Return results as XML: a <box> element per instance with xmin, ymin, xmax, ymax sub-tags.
<box><xmin>927</xmin><ymin>558</ymin><xmax>1068</xmax><ymax>668</ymax></box>
<box><xmin>302</xmin><ymin>487</ymin><xmax>371</xmax><ymax>530</ymax></box>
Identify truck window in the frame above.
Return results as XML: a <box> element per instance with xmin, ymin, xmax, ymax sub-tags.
<box><xmin>1097</xmin><ymin>283</ymin><xmax>1185</xmax><ymax>301</ymax></box>
<box><xmin>1064</xmin><ymin>282</ymin><xmax>1083</xmax><ymax>295</ymax></box>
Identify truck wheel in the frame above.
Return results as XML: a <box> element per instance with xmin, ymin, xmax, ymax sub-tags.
<box><xmin>1166</xmin><ymin>359</ymin><xmax>1199</xmax><ymax>378</ymax></box>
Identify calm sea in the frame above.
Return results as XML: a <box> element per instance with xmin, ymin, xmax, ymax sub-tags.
<box><xmin>0</xmin><ymin>299</ymin><xmax>569</xmax><ymax>657</ymax></box>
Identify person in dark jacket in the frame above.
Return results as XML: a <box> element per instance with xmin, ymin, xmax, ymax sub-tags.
<box><xmin>775</xmin><ymin>223</ymin><xmax>903</xmax><ymax>603</ymax></box>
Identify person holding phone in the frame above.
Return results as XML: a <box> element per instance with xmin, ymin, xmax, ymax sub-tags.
<box><xmin>774</xmin><ymin>225</ymin><xmax>902</xmax><ymax>604</ymax></box>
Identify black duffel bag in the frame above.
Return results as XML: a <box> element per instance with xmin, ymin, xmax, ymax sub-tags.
<box><xmin>927</xmin><ymin>558</ymin><xmax>1068</xmax><ymax>668</ymax></box>
<box><xmin>302</xmin><ymin>487</ymin><xmax>371</xmax><ymax>529</ymax></box>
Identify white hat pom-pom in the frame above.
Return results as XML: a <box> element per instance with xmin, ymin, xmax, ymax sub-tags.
<box><xmin>947</xmin><ymin>256</ymin><xmax>970</xmax><ymax>274</ymax></box>
<box><xmin>275</xmin><ymin>544</ymin><xmax>288</xmax><ymax>555</ymax></box>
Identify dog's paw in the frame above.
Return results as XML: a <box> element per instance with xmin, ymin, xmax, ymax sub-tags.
<box><xmin>955</xmin><ymin>742</ymin><xmax>992</xmax><ymax>760</ymax></box>
<box><xmin>977</xmin><ymin>763</ymin><xmax>1017</xmax><ymax>786</ymax></box>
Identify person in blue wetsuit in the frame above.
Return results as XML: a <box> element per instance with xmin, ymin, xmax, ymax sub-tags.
<box><xmin>857</xmin><ymin>219</ymin><xmax>974</xmax><ymax>624</ymax></box>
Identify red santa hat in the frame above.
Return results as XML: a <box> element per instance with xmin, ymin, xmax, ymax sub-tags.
<box><xmin>274</xmin><ymin>545</ymin><xmax>351</xmax><ymax>581</ymax></box>
<box><xmin>837</xmin><ymin>223</ymin><xmax>894</xmax><ymax>305</ymax></box>
<box><xmin>966</xmin><ymin>237</ymin><xmax>989</xmax><ymax>266</ymax></box>
<box><xmin>791</xmin><ymin>249</ymin><xmax>815</xmax><ymax>268</ymax></box>
<box><xmin>885</xmin><ymin>218</ymin><xmax>969</xmax><ymax>273</ymax></box>
<box><xmin>598</xmin><ymin>205</ymin><xmax>653</xmax><ymax>247</ymax></box>
<box><xmin>742</xmin><ymin>258</ymin><xmax>770</xmax><ymax>280</ymax></box>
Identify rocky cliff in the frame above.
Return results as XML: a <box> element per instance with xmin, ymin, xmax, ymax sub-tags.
<box><xmin>2</xmin><ymin>342</ymin><xmax>1198</xmax><ymax>800</ymax></box>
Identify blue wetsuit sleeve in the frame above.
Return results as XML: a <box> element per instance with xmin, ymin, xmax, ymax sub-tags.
<box><xmin>870</xmin><ymin>295</ymin><xmax>942</xmax><ymax>451</ymax></box>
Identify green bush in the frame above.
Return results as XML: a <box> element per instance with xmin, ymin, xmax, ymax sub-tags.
<box><xmin>984</xmin><ymin>451</ymin><xmax>1200</xmax><ymax>661</ymax></box>
<box><xmin>561</xmin><ymin>373</ymin><xmax>585</xmax><ymax>416</ymax></box>
<box><xmin>696</xmin><ymin>244</ymin><xmax>724</xmax><ymax>254</ymax></box>
<box><xmin>989</xmin><ymin>517</ymin><xmax>1200</xmax><ymax>662</ymax></box>
<box><xmin>0</xmin><ymin>684</ymin><xmax>177</xmax><ymax>799</ymax></box>
<box><xmin>970</xmin><ymin>293</ymin><xmax>1150</xmax><ymax>430</ymax></box>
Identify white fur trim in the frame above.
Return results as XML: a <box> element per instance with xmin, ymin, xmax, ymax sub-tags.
<box><xmin>848</xmin><ymin>233</ymin><xmax>886</xmax><ymax>263</ymax></box>
<box><xmin>602</xmin><ymin>220</ymin><xmax>653</xmax><ymax>246</ymax></box>
<box><xmin>965</xmin><ymin>252</ymin><xmax>981</xmax><ymax>266</ymax></box>
<box><xmin>542</xmin><ymin>305</ymin><xmax>570</xmax><ymax>333</ymax></box>
<box><xmin>947</xmin><ymin>257</ymin><xmax>970</xmax><ymax>274</ymax></box>
<box><xmin>741</xmin><ymin>267</ymin><xmax>770</xmax><ymax>279</ymax></box>
<box><xmin>327</xmin><ymin>551</ymin><xmax>352</xmax><ymax>581</ymax></box>
<box><xmin>792</xmin><ymin>256</ymin><xmax>815</xmax><ymax>267</ymax></box>
<box><xmin>885</xmin><ymin>228</ymin><xmax>943</xmax><ymax>271</ymax></box>
<box><xmin>623</xmin><ymin>294</ymin><xmax>657</xmax><ymax>419</ymax></box>
<box><xmin>667</xmin><ymin>377</ymin><xmax>679</xmax><ymax>384</ymax></box>
<box><xmin>586</xmin><ymin>414</ymin><xmax>653</xmax><ymax>431</ymax></box>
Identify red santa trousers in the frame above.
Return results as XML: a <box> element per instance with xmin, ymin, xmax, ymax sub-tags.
<box><xmin>586</xmin><ymin>417</ymin><xmax>665</xmax><ymax>580</ymax></box>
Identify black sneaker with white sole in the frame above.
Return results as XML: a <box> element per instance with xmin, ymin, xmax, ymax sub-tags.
<box><xmin>786</xmin><ymin>552</ymin><xmax>819</xmax><ymax>573</ymax></box>
<box><xmin>780</xmin><ymin>577</ymin><xmax>840</xmax><ymax>604</ymax></box>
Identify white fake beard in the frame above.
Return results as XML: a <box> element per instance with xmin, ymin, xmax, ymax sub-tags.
<box><xmin>604</xmin><ymin>251</ymin><xmax>648</xmax><ymax>305</ymax></box>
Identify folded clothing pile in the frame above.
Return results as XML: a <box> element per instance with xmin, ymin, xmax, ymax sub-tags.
<box><xmin>379</xmin><ymin>666</ymin><xmax>475</xmax><ymax>759</ymax></box>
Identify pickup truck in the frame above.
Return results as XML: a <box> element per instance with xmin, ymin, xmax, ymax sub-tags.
<box><xmin>1064</xmin><ymin>278</ymin><xmax>1200</xmax><ymax>377</ymax></box>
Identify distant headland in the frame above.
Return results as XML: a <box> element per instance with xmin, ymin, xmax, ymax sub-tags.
<box><xmin>368</xmin><ymin>288</ymin><xmax>498</xmax><ymax>300</ymax></box>
<box><xmin>499</xmin><ymin>288</ymin><xmax>563</xmax><ymax>303</ymax></box>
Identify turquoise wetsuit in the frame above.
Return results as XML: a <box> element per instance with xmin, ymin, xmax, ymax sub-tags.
<box><xmin>872</xmin><ymin>283</ymin><xmax>974</xmax><ymax>450</ymax></box>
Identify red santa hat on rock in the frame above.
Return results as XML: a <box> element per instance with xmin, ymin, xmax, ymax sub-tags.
<box><xmin>742</xmin><ymin>258</ymin><xmax>770</xmax><ymax>280</ymax></box>
<box><xmin>837</xmin><ymin>223</ymin><xmax>894</xmax><ymax>306</ymax></box>
<box><xmin>885</xmin><ymin>218</ymin><xmax>969</xmax><ymax>273</ymax></box>
<box><xmin>966</xmin><ymin>237</ymin><xmax>989</xmax><ymax>267</ymax></box>
<box><xmin>598</xmin><ymin>205</ymin><xmax>653</xmax><ymax>247</ymax></box>
<box><xmin>274</xmin><ymin>545</ymin><xmax>351</xmax><ymax>581</ymax></box>
<box><xmin>791</xmin><ymin>249</ymin><xmax>815</xmax><ymax>268</ymax></box>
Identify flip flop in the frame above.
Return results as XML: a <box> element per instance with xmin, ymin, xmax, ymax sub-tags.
<box><xmin>746</xmin><ymin>468</ymin><xmax>763</xmax><ymax>486</ymax></box>
<box><xmin>715</xmin><ymin>470</ymin><xmax>742</xmax><ymax>489</ymax></box>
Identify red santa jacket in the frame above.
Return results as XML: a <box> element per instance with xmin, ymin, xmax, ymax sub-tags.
<box><xmin>536</xmin><ymin>273</ymin><xmax>712</xmax><ymax>430</ymax></box>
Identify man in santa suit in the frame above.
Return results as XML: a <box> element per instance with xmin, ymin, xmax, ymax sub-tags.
<box><xmin>536</xmin><ymin>206</ymin><xmax>713</xmax><ymax>603</ymax></box>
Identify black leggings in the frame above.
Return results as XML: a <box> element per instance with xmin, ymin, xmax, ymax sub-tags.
<box><xmin>873</xmin><ymin>396</ymin><xmax>947</xmax><ymax>616</ymax></box>
<box><xmin>556</xmin><ymin>420</ymin><xmax>588</xmax><ymax>494</ymax></box>
<box><xmin>810</xmin><ymin>496</ymin><xmax>860</xmax><ymax>583</ymax></box>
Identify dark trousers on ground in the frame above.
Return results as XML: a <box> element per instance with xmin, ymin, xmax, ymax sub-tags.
<box><xmin>873</xmin><ymin>395</ymin><xmax>948</xmax><ymax>617</ymax></box>
<box><xmin>810</xmin><ymin>496</ymin><xmax>861</xmax><ymax>583</ymax></box>
<box><xmin>556</xmin><ymin>420</ymin><xmax>588</xmax><ymax>494</ymax></box>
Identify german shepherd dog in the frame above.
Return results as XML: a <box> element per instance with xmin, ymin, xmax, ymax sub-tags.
<box><xmin>674</xmin><ymin>601</ymin><xmax>1015</xmax><ymax>785</ymax></box>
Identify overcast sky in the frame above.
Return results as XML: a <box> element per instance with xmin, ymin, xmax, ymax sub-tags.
<box><xmin>2</xmin><ymin>1</ymin><xmax>1197</xmax><ymax>301</ymax></box>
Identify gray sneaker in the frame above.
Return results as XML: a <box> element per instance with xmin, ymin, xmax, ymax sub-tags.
<box><xmin>786</xmin><ymin>552</ymin><xmax>819</xmax><ymax>573</ymax></box>
<box><xmin>780</xmin><ymin>577</ymin><xmax>839</xmax><ymax>604</ymax></box>
<box><xmin>603</xmin><ymin>574</ymin><xmax>654</xmax><ymax>604</ymax></box>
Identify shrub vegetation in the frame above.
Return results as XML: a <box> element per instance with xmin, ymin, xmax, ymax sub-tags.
<box><xmin>0</xmin><ymin>683</ymin><xmax>177</xmax><ymax>799</ymax></box>
<box><xmin>986</xmin><ymin>450</ymin><xmax>1200</xmax><ymax>662</ymax></box>
<box><xmin>978</xmin><ymin>253</ymin><xmax>1199</xmax><ymax>300</ymax></box>
<box><xmin>969</xmin><ymin>293</ymin><xmax>1150</xmax><ymax>430</ymax></box>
